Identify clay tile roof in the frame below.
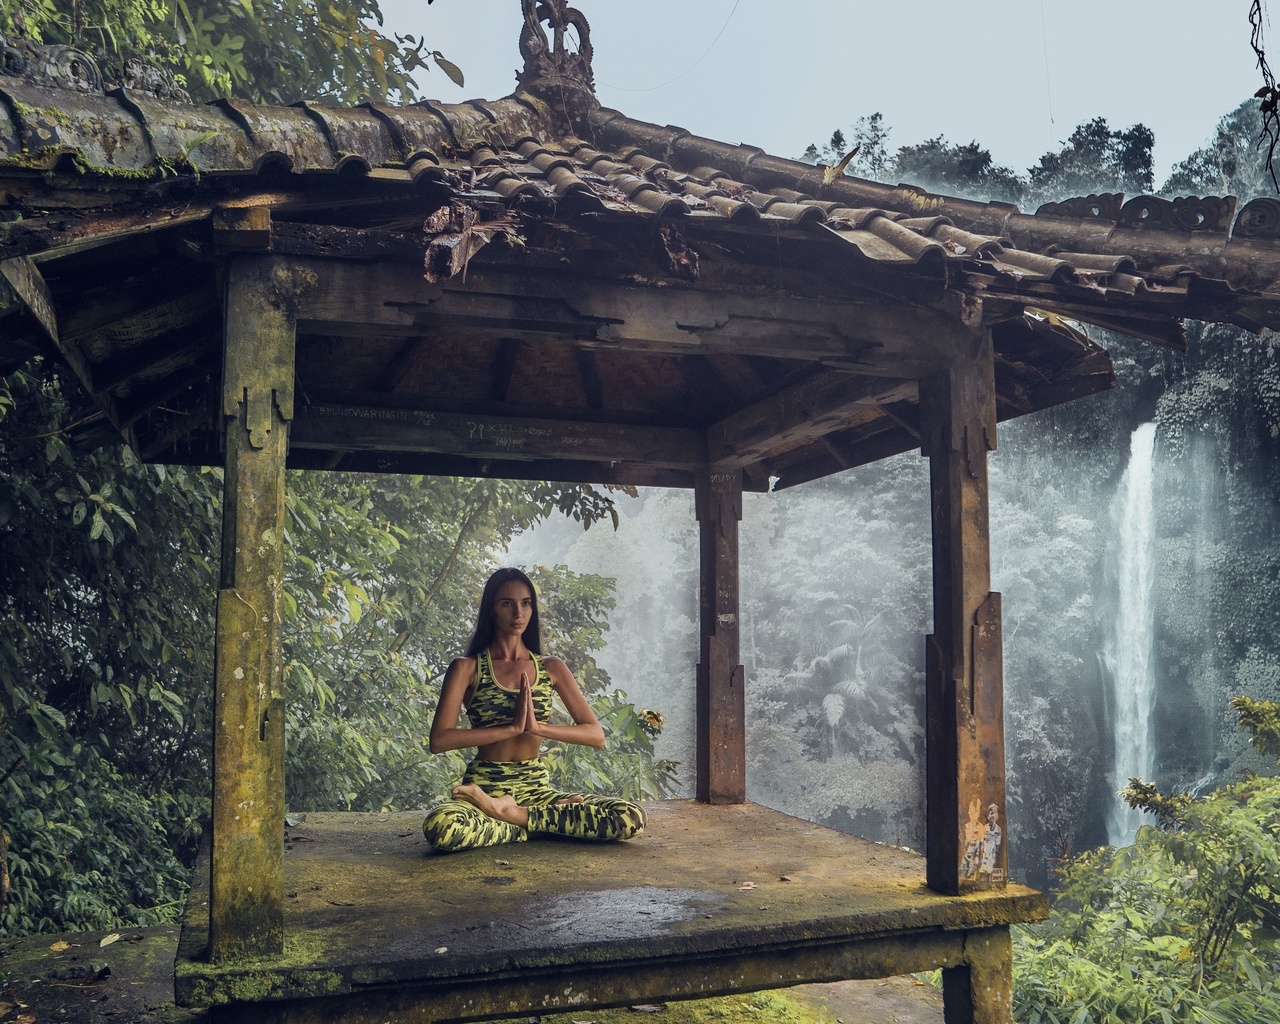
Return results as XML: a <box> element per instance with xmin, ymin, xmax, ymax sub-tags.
<box><xmin>4</xmin><ymin>11</ymin><xmax>1280</xmax><ymax>352</ymax></box>
<box><xmin>17</xmin><ymin>4</ymin><xmax>1280</xmax><ymax>487</ymax></box>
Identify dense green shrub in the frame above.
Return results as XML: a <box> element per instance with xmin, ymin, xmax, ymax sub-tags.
<box><xmin>1013</xmin><ymin>700</ymin><xmax>1280</xmax><ymax>1023</ymax></box>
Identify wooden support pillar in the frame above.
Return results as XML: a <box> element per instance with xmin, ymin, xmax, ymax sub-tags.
<box><xmin>943</xmin><ymin>926</ymin><xmax>1014</xmax><ymax>1024</ymax></box>
<box><xmin>695</xmin><ymin>467</ymin><xmax>745</xmax><ymax>804</ymax></box>
<box><xmin>210</xmin><ymin>256</ymin><xmax>300</xmax><ymax>961</ymax></box>
<box><xmin>919</xmin><ymin>328</ymin><xmax>1008</xmax><ymax>898</ymax></box>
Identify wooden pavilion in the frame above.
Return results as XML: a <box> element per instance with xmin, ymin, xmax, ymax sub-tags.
<box><xmin>5</xmin><ymin>4</ymin><xmax>1280</xmax><ymax>1021</ymax></box>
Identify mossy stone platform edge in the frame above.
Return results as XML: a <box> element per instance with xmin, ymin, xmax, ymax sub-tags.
<box><xmin>174</xmin><ymin>802</ymin><xmax>1047</xmax><ymax>1015</ymax></box>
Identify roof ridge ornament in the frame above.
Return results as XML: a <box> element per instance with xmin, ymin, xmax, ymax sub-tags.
<box><xmin>518</xmin><ymin>0</ymin><xmax>594</xmax><ymax>92</ymax></box>
<box><xmin>0</xmin><ymin>31</ymin><xmax>189</xmax><ymax>101</ymax></box>
<box><xmin>0</xmin><ymin>33</ymin><xmax>103</xmax><ymax>93</ymax></box>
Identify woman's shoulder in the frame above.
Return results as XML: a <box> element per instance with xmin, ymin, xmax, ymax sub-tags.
<box><xmin>445</xmin><ymin>655</ymin><xmax>479</xmax><ymax>678</ymax></box>
<box><xmin>536</xmin><ymin>654</ymin><xmax>571</xmax><ymax>681</ymax></box>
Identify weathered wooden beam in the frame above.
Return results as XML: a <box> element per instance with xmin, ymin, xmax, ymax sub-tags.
<box><xmin>770</xmin><ymin>422</ymin><xmax>917</xmax><ymax>490</ymax></box>
<box><xmin>290</xmin><ymin>402</ymin><xmax>705</xmax><ymax>469</ymax></box>
<box><xmin>211</xmin><ymin>256</ymin><xmax>311</xmax><ymax>962</ymax></box>
<box><xmin>1</xmin><ymin>205</ymin><xmax>212</xmax><ymax>263</ymax></box>
<box><xmin>919</xmin><ymin>329</ymin><xmax>1007</xmax><ymax>899</ymax></box>
<box><xmin>213</xmin><ymin>207</ymin><xmax>272</xmax><ymax>255</ymax></box>
<box><xmin>0</xmin><ymin>257</ymin><xmax>58</xmax><ymax>343</ymax></box>
<box><xmin>818</xmin><ymin>435</ymin><xmax>852</xmax><ymax>469</ymax></box>
<box><xmin>93</xmin><ymin>330</ymin><xmax>213</xmax><ymax>394</ymax></box>
<box><xmin>72</xmin><ymin>287</ymin><xmax>219</xmax><ymax>370</ymax></box>
<box><xmin>118</xmin><ymin>364</ymin><xmax>212</xmax><ymax>430</ymax></box>
<box><xmin>283</xmin><ymin>448</ymin><xmax>747</xmax><ymax>491</ymax></box>
<box><xmin>696</xmin><ymin>468</ymin><xmax>745</xmax><ymax>804</ymax></box>
<box><xmin>706</xmin><ymin>369</ymin><xmax>916</xmax><ymax>468</ymax></box>
<box><xmin>293</xmin><ymin>259</ymin><xmax>959</xmax><ymax>375</ymax></box>
<box><xmin>0</xmin><ymin>255</ymin><xmax>127</xmax><ymax>430</ymax></box>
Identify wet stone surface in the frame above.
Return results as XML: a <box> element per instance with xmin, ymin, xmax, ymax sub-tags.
<box><xmin>176</xmin><ymin>800</ymin><xmax>1046</xmax><ymax>1007</ymax></box>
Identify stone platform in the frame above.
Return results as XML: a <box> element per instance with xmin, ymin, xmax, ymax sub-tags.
<box><xmin>176</xmin><ymin>800</ymin><xmax>1046</xmax><ymax>1022</ymax></box>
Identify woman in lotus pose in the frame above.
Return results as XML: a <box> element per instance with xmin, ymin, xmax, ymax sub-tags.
<box><xmin>422</xmin><ymin>567</ymin><xmax>645</xmax><ymax>852</ymax></box>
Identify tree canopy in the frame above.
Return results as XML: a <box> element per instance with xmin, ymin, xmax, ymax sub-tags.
<box><xmin>0</xmin><ymin>0</ymin><xmax>461</xmax><ymax>104</ymax></box>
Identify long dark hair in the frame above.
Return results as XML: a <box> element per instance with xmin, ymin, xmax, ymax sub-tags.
<box><xmin>465</xmin><ymin>567</ymin><xmax>542</xmax><ymax>656</ymax></box>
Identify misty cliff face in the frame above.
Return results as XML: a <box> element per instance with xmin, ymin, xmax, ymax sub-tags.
<box><xmin>506</xmin><ymin>315</ymin><xmax>1280</xmax><ymax>889</ymax></box>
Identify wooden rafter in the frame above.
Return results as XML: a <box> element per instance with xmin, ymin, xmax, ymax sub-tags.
<box><xmin>707</xmin><ymin>369</ymin><xmax>916</xmax><ymax>468</ymax></box>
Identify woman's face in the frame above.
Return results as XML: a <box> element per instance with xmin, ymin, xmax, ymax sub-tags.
<box><xmin>491</xmin><ymin>580</ymin><xmax>534</xmax><ymax>639</ymax></box>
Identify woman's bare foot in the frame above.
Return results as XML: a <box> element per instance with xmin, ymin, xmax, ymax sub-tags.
<box><xmin>452</xmin><ymin>784</ymin><xmax>530</xmax><ymax>827</ymax></box>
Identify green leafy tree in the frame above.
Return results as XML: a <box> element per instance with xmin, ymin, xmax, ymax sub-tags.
<box><xmin>0</xmin><ymin>361</ymin><xmax>220</xmax><ymax>934</ymax></box>
<box><xmin>1026</xmin><ymin>117</ymin><xmax>1155</xmax><ymax>205</ymax></box>
<box><xmin>1013</xmin><ymin>700</ymin><xmax>1280</xmax><ymax>1024</ymax></box>
<box><xmin>1163</xmin><ymin>99</ymin><xmax>1271</xmax><ymax>198</ymax></box>
<box><xmin>893</xmin><ymin>135</ymin><xmax>1025</xmax><ymax>204</ymax></box>
<box><xmin>0</xmin><ymin>0</ymin><xmax>461</xmax><ymax>104</ymax></box>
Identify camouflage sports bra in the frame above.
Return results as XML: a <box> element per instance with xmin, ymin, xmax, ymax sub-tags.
<box><xmin>465</xmin><ymin>648</ymin><xmax>554</xmax><ymax>730</ymax></box>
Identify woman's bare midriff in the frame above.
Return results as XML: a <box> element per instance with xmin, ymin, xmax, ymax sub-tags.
<box><xmin>475</xmin><ymin>734</ymin><xmax>543</xmax><ymax>762</ymax></box>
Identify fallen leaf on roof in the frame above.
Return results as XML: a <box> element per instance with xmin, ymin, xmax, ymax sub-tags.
<box><xmin>99</xmin><ymin>933</ymin><xmax>120</xmax><ymax>947</ymax></box>
<box><xmin>779</xmin><ymin>874</ymin><xmax>792</xmax><ymax>882</ymax></box>
<box><xmin>327</xmin><ymin>899</ymin><xmax>356</xmax><ymax>907</ymax></box>
<box><xmin>435</xmin><ymin>946</ymin><xmax>448</xmax><ymax>954</ymax></box>
<box><xmin>737</xmin><ymin>881</ymin><xmax>757</xmax><ymax>890</ymax></box>
<box><xmin>822</xmin><ymin>146</ymin><xmax>861</xmax><ymax>186</ymax></box>
<box><xmin>49</xmin><ymin>940</ymin><xmax>71</xmax><ymax>951</ymax></box>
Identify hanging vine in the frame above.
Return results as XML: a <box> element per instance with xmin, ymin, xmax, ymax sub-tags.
<box><xmin>1251</xmin><ymin>0</ymin><xmax>1280</xmax><ymax>190</ymax></box>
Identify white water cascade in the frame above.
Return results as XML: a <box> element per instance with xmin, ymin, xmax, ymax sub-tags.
<box><xmin>1105</xmin><ymin>422</ymin><xmax>1159</xmax><ymax>847</ymax></box>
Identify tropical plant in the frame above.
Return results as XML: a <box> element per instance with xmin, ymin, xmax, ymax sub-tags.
<box><xmin>0</xmin><ymin>0</ymin><xmax>460</xmax><ymax>104</ymax></box>
<box><xmin>1012</xmin><ymin>699</ymin><xmax>1280</xmax><ymax>1024</ymax></box>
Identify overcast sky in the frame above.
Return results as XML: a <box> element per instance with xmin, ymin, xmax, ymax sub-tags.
<box><xmin>379</xmin><ymin>0</ymin><xmax>1265</xmax><ymax>193</ymax></box>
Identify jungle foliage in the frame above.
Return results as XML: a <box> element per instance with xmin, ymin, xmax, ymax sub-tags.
<box><xmin>0</xmin><ymin>362</ymin><xmax>674</xmax><ymax>937</ymax></box>
<box><xmin>0</xmin><ymin>0</ymin><xmax>460</xmax><ymax>104</ymax></box>
<box><xmin>1012</xmin><ymin>701</ymin><xmax>1280</xmax><ymax>1024</ymax></box>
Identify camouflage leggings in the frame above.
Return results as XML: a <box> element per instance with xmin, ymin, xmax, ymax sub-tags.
<box><xmin>422</xmin><ymin>758</ymin><xmax>645</xmax><ymax>853</ymax></box>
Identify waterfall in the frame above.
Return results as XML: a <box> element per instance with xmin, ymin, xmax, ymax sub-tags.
<box><xmin>1105</xmin><ymin>422</ymin><xmax>1158</xmax><ymax>847</ymax></box>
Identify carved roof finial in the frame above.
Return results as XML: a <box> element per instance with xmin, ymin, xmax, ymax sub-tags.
<box><xmin>0</xmin><ymin>31</ymin><xmax>190</xmax><ymax>100</ymax></box>
<box><xmin>518</xmin><ymin>0</ymin><xmax>594</xmax><ymax>92</ymax></box>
